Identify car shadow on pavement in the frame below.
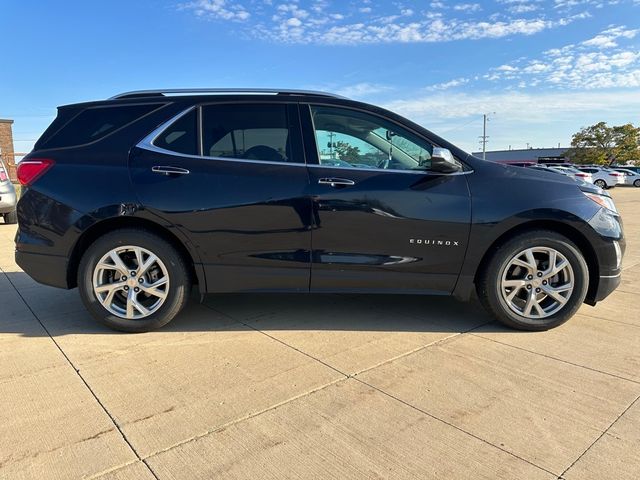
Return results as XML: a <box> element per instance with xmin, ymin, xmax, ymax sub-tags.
<box><xmin>1</xmin><ymin>271</ymin><xmax>508</xmax><ymax>336</ymax></box>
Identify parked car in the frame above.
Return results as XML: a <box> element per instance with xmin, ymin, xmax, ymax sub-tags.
<box><xmin>0</xmin><ymin>158</ymin><xmax>18</xmax><ymax>224</ymax></box>
<box><xmin>575</xmin><ymin>167</ymin><xmax>623</xmax><ymax>189</ymax></box>
<box><xmin>15</xmin><ymin>88</ymin><xmax>624</xmax><ymax>332</ymax></box>
<box><xmin>526</xmin><ymin>164</ymin><xmax>593</xmax><ymax>188</ymax></box>
<box><xmin>542</xmin><ymin>162</ymin><xmax>574</xmax><ymax>168</ymax></box>
<box><xmin>549</xmin><ymin>166</ymin><xmax>593</xmax><ymax>183</ymax></box>
<box><xmin>613</xmin><ymin>168</ymin><xmax>640</xmax><ymax>187</ymax></box>
<box><xmin>611</xmin><ymin>165</ymin><xmax>640</xmax><ymax>174</ymax></box>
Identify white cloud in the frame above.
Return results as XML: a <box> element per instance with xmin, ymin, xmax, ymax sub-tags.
<box><xmin>426</xmin><ymin>78</ymin><xmax>470</xmax><ymax>90</ymax></box>
<box><xmin>181</xmin><ymin>0</ymin><xmax>595</xmax><ymax>45</ymax></box>
<box><xmin>333</xmin><ymin>83</ymin><xmax>393</xmax><ymax>98</ymax></box>
<box><xmin>261</xmin><ymin>16</ymin><xmax>577</xmax><ymax>44</ymax></box>
<box><xmin>383</xmin><ymin>90</ymin><xmax>640</xmax><ymax>151</ymax></box>
<box><xmin>582</xmin><ymin>25</ymin><xmax>638</xmax><ymax>48</ymax></box>
<box><xmin>487</xmin><ymin>25</ymin><xmax>640</xmax><ymax>89</ymax></box>
<box><xmin>453</xmin><ymin>3</ymin><xmax>482</xmax><ymax>12</ymax></box>
<box><xmin>180</xmin><ymin>0</ymin><xmax>250</xmax><ymax>21</ymax></box>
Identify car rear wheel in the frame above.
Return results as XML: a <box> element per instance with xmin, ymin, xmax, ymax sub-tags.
<box><xmin>477</xmin><ymin>230</ymin><xmax>588</xmax><ymax>331</ymax></box>
<box><xmin>3</xmin><ymin>210</ymin><xmax>17</xmax><ymax>224</ymax></box>
<box><xmin>594</xmin><ymin>179</ymin><xmax>607</xmax><ymax>189</ymax></box>
<box><xmin>78</xmin><ymin>228</ymin><xmax>191</xmax><ymax>332</ymax></box>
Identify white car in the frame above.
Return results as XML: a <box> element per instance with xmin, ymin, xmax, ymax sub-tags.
<box><xmin>613</xmin><ymin>168</ymin><xmax>640</xmax><ymax>187</ymax></box>
<box><xmin>576</xmin><ymin>167</ymin><xmax>624</xmax><ymax>189</ymax></box>
<box><xmin>0</xmin><ymin>158</ymin><xmax>18</xmax><ymax>224</ymax></box>
<box><xmin>549</xmin><ymin>166</ymin><xmax>594</xmax><ymax>183</ymax></box>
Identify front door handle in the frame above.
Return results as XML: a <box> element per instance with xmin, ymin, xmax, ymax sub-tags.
<box><xmin>151</xmin><ymin>166</ymin><xmax>190</xmax><ymax>176</ymax></box>
<box><xmin>318</xmin><ymin>177</ymin><xmax>355</xmax><ymax>187</ymax></box>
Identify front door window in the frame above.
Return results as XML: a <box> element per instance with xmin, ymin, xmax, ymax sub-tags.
<box><xmin>310</xmin><ymin>105</ymin><xmax>434</xmax><ymax>171</ymax></box>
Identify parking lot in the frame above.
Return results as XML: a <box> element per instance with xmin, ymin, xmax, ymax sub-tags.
<box><xmin>0</xmin><ymin>188</ymin><xmax>638</xmax><ymax>480</ymax></box>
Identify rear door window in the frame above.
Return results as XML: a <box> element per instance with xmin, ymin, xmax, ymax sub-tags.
<box><xmin>42</xmin><ymin>104</ymin><xmax>162</xmax><ymax>149</ymax></box>
<box><xmin>153</xmin><ymin>109</ymin><xmax>198</xmax><ymax>155</ymax></box>
<box><xmin>201</xmin><ymin>104</ymin><xmax>301</xmax><ymax>163</ymax></box>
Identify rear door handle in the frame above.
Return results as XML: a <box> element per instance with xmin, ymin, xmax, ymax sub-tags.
<box><xmin>318</xmin><ymin>177</ymin><xmax>355</xmax><ymax>187</ymax></box>
<box><xmin>151</xmin><ymin>165</ymin><xmax>190</xmax><ymax>176</ymax></box>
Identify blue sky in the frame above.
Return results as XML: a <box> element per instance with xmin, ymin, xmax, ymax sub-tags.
<box><xmin>1</xmin><ymin>0</ymin><xmax>639</xmax><ymax>155</ymax></box>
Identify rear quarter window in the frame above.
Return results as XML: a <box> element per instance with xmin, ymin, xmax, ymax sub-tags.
<box><xmin>40</xmin><ymin>104</ymin><xmax>163</xmax><ymax>149</ymax></box>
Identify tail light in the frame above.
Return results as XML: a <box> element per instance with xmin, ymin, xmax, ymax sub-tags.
<box><xmin>575</xmin><ymin>173</ymin><xmax>589</xmax><ymax>178</ymax></box>
<box><xmin>0</xmin><ymin>165</ymin><xmax>7</xmax><ymax>182</ymax></box>
<box><xmin>17</xmin><ymin>158</ymin><xmax>55</xmax><ymax>186</ymax></box>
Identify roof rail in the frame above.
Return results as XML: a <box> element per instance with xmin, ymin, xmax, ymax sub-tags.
<box><xmin>109</xmin><ymin>88</ymin><xmax>348</xmax><ymax>100</ymax></box>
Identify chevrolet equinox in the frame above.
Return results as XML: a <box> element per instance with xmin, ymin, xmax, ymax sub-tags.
<box><xmin>15</xmin><ymin>89</ymin><xmax>624</xmax><ymax>332</ymax></box>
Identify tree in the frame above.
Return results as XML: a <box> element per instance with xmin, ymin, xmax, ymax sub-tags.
<box><xmin>565</xmin><ymin>122</ymin><xmax>640</xmax><ymax>165</ymax></box>
<box><xmin>334</xmin><ymin>141</ymin><xmax>361</xmax><ymax>163</ymax></box>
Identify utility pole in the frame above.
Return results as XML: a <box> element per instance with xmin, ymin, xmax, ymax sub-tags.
<box><xmin>478</xmin><ymin>113</ymin><xmax>494</xmax><ymax>160</ymax></box>
<box><xmin>328</xmin><ymin>132</ymin><xmax>335</xmax><ymax>159</ymax></box>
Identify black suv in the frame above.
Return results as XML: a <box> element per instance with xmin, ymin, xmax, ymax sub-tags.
<box><xmin>15</xmin><ymin>89</ymin><xmax>624</xmax><ymax>332</ymax></box>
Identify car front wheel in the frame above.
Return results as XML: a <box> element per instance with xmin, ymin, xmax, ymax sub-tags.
<box><xmin>634</xmin><ymin>179</ymin><xmax>640</xmax><ymax>187</ymax></box>
<box><xmin>477</xmin><ymin>230</ymin><xmax>588</xmax><ymax>331</ymax></box>
<box><xmin>78</xmin><ymin>228</ymin><xmax>191</xmax><ymax>332</ymax></box>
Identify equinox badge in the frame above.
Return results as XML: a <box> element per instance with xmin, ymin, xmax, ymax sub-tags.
<box><xmin>410</xmin><ymin>239</ymin><xmax>460</xmax><ymax>246</ymax></box>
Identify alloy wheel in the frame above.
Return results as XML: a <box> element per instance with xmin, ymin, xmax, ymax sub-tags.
<box><xmin>92</xmin><ymin>245</ymin><xmax>170</xmax><ymax>319</ymax></box>
<box><xmin>500</xmin><ymin>247</ymin><xmax>574</xmax><ymax>320</ymax></box>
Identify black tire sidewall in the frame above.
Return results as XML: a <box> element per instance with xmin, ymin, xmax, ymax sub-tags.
<box><xmin>479</xmin><ymin>231</ymin><xmax>588</xmax><ymax>331</ymax></box>
<box><xmin>78</xmin><ymin>229</ymin><xmax>190</xmax><ymax>332</ymax></box>
<box><xmin>595</xmin><ymin>179</ymin><xmax>606</xmax><ymax>188</ymax></box>
<box><xmin>634</xmin><ymin>179</ymin><xmax>640</xmax><ymax>187</ymax></box>
<box><xmin>3</xmin><ymin>210</ymin><xmax>17</xmax><ymax>224</ymax></box>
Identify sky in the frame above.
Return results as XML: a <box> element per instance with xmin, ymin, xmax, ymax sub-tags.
<box><xmin>1</xmin><ymin>0</ymin><xmax>639</xmax><ymax>155</ymax></box>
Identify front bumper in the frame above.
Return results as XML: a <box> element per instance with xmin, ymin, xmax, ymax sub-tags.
<box><xmin>586</xmin><ymin>273</ymin><xmax>621</xmax><ymax>305</ymax></box>
<box><xmin>15</xmin><ymin>250</ymin><xmax>70</xmax><ymax>289</ymax></box>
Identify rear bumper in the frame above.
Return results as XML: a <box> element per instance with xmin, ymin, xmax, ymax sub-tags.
<box><xmin>0</xmin><ymin>190</ymin><xmax>17</xmax><ymax>213</ymax></box>
<box><xmin>15</xmin><ymin>250</ymin><xmax>70</xmax><ymax>289</ymax></box>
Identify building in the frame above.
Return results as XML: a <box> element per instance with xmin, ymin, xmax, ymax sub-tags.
<box><xmin>471</xmin><ymin>147</ymin><xmax>569</xmax><ymax>165</ymax></box>
<box><xmin>0</xmin><ymin>119</ymin><xmax>16</xmax><ymax>181</ymax></box>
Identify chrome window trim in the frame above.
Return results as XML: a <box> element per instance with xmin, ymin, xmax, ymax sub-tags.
<box><xmin>305</xmin><ymin>163</ymin><xmax>473</xmax><ymax>176</ymax></box>
<box><xmin>137</xmin><ymin>106</ymin><xmax>473</xmax><ymax>175</ymax></box>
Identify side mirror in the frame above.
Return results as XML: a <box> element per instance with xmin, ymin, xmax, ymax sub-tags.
<box><xmin>431</xmin><ymin>147</ymin><xmax>462</xmax><ymax>173</ymax></box>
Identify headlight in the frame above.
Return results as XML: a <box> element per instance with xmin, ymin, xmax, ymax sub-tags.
<box><xmin>583</xmin><ymin>192</ymin><xmax>617</xmax><ymax>213</ymax></box>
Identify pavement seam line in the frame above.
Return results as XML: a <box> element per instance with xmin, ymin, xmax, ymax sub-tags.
<box><xmin>203</xmin><ymin>302</ymin><xmax>349</xmax><ymax>376</ymax></box>
<box><xmin>353</xmin><ymin>376</ymin><xmax>559</xmax><ymax>478</ymax></box>
<box><xmin>0</xmin><ymin>266</ymin><xmax>160</xmax><ymax>480</ymax></box>
<box><xmin>351</xmin><ymin>320</ymin><xmax>494</xmax><ymax>378</ymax></box>
<box><xmin>141</xmin><ymin>376</ymin><xmax>349</xmax><ymax>461</ymax></box>
<box><xmin>559</xmin><ymin>393</ymin><xmax>640</xmax><ymax>479</ymax></box>
<box><xmin>200</xmin><ymin>305</ymin><xmax>553</xmax><ymax>474</ymax></box>
<box><xmin>470</xmin><ymin>332</ymin><xmax>640</xmax><ymax>385</ymax></box>
<box><xmin>577</xmin><ymin>310</ymin><xmax>640</xmax><ymax>329</ymax></box>
<box><xmin>204</xmin><ymin>300</ymin><xmax>494</xmax><ymax>380</ymax></box>
<box><xmin>86</xmin><ymin>459</ymin><xmax>141</xmax><ymax>480</ymax></box>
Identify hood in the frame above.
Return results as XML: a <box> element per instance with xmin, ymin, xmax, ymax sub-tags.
<box><xmin>469</xmin><ymin>158</ymin><xmax>609</xmax><ymax>195</ymax></box>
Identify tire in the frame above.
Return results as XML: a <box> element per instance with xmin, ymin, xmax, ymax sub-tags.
<box><xmin>78</xmin><ymin>228</ymin><xmax>191</xmax><ymax>332</ymax></box>
<box><xmin>3</xmin><ymin>210</ymin><xmax>17</xmax><ymax>224</ymax></box>
<box><xmin>594</xmin><ymin>179</ymin><xmax>607</xmax><ymax>189</ymax></box>
<box><xmin>477</xmin><ymin>230</ymin><xmax>588</xmax><ymax>331</ymax></box>
<box><xmin>634</xmin><ymin>179</ymin><xmax>640</xmax><ymax>188</ymax></box>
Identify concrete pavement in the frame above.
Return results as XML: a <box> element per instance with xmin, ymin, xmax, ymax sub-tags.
<box><xmin>1</xmin><ymin>188</ymin><xmax>639</xmax><ymax>479</ymax></box>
